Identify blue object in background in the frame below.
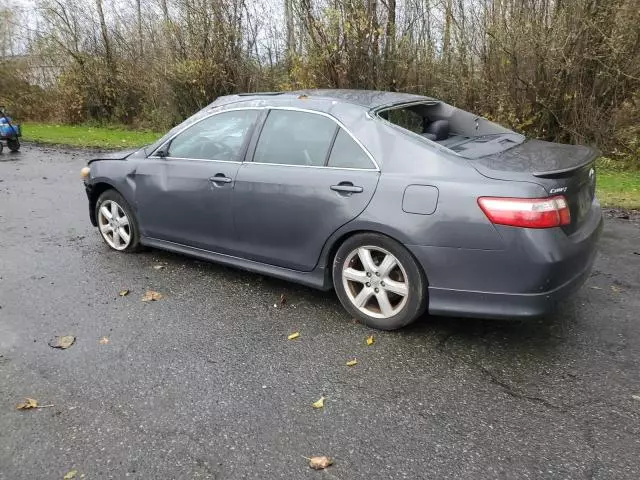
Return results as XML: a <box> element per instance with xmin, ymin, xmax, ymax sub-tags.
<box><xmin>0</xmin><ymin>123</ymin><xmax>20</xmax><ymax>137</ymax></box>
<box><xmin>0</xmin><ymin>116</ymin><xmax>21</xmax><ymax>137</ymax></box>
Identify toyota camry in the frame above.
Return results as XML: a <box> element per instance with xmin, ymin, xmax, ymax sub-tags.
<box><xmin>82</xmin><ymin>90</ymin><xmax>603</xmax><ymax>330</ymax></box>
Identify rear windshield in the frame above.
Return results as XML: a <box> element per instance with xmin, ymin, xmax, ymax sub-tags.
<box><xmin>377</xmin><ymin>102</ymin><xmax>524</xmax><ymax>159</ymax></box>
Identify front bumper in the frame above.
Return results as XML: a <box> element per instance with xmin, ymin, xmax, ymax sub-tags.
<box><xmin>408</xmin><ymin>201</ymin><xmax>603</xmax><ymax>319</ymax></box>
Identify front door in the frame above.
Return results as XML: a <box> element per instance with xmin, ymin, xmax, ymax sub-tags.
<box><xmin>232</xmin><ymin>109</ymin><xmax>380</xmax><ymax>271</ymax></box>
<box><xmin>135</xmin><ymin>109</ymin><xmax>259</xmax><ymax>253</ymax></box>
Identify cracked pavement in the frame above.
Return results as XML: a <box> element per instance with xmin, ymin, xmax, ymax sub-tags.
<box><xmin>1</xmin><ymin>145</ymin><xmax>639</xmax><ymax>479</ymax></box>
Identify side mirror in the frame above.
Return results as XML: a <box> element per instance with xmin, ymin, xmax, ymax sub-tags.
<box><xmin>156</xmin><ymin>148</ymin><xmax>168</xmax><ymax>158</ymax></box>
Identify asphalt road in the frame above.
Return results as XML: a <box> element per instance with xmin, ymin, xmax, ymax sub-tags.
<box><xmin>1</xmin><ymin>145</ymin><xmax>639</xmax><ymax>480</ymax></box>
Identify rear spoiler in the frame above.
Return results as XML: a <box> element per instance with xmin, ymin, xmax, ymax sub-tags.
<box><xmin>532</xmin><ymin>149</ymin><xmax>599</xmax><ymax>178</ymax></box>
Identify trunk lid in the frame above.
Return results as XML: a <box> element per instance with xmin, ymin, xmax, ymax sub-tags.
<box><xmin>471</xmin><ymin>140</ymin><xmax>599</xmax><ymax>234</ymax></box>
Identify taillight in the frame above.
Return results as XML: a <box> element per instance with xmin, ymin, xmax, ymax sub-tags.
<box><xmin>478</xmin><ymin>196</ymin><xmax>571</xmax><ymax>228</ymax></box>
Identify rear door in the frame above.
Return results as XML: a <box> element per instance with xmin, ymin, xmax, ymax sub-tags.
<box><xmin>232</xmin><ymin>109</ymin><xmax>380</xmax><ymax>271</ymax></box>
<box><xmin>135</xmin><ymin>109</ymin><xmax>259</xmax><ymax>253</ymax></box>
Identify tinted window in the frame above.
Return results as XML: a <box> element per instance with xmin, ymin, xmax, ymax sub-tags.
<box><xmin>167</xmin><ymin>110</ymin><xmax>258</xmax><ymax>161</ymax></box>
<box><xmin>253</xmin><ymin>110</ymin><xmax>337</xmax><ymax>166</ymax></box>
<box><xmin>327</xmin><ymin>129</ymin><xmax>374</xmax><ymax>169</ymax></box>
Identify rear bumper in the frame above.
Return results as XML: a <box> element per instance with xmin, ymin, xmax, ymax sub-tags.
<box><xmin>425</xmin><ymin>247</ymin><xmax>597</xmax><ymax>319</ymax></box>
<box><xmin>408</xmin><ymin>201</ymin><xmax>603</xmax><ymax>319</ymax></box>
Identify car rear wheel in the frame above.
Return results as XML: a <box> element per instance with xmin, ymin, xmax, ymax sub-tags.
<box><xmin>333</xmin><ymin>233</ymin><xmax>427</xmax><ymax>330</ymax></box>
<box><xmin>95</xmin><ymin>190</ymin><xmax>141</xmax><ymax>252</ymax></box>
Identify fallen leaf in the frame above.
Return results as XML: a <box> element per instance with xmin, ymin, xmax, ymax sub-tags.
<box><xmin>611</xmin><ymin>285</ymin><xmax>622</xmax><ymax>293</ymax></box>
<box><xmin>632</xmin><ymin>395</ymin><xmax>640</xmax><ymax>401</ymax></box>
<box><xmin>16</xmin><ymin>397</ymin><xmax>39</xmax><ymax>410</ymax></box>
<box><xmin>153</xmin><ymin>265</ymin><xmax>165</xmax><ymax>270</ymax></box>
<box><xmin>63</xmin><ymin>470</ymin><xmax>78</xmax><ymax>479</ymax></box>
<box><xmin>48</xmin><ymin>335</ymin><xmax>75</xmax><ymax>349</ymax></box>
<box><xmin>279</xmin><ymin>293</ymin><xmax>286</xmax><ymax>307</ymax></box>
<box><xmin>308</xmin><ymin>456</ymin><xmax>333</xmax><ymax>470</ymax></box>
<box><xmin>589</xmin><ymin>286</ymin><xmax>602</xmax><ymax>290</ymax></box>
<box><xmin>287</xmin><ymin>332</ymin><xmax>300</xmax><ymax>340</ymax></box>
<box><xmin>142</xmin><ymin>290</ymin><xmax>162</xmax><ymax>302</ymax></box>
<box><xmin>119</xmin><ymin>289</ymin><xmax>129</xmax><ymax>296</ymax></box>
<box><xmin>366</xmin><ymin>335</ymin><xmax>375</xmax><ymax>346</ymax></box>
<box><xmin>346</xmin><ymin>359</ymin><xmax>358</xmax><ymax>367</ymax></box>
<box><xmin>99</xmin><ymin>336</ymin><xmax>109</xmax><ymax>345</ymax></box>
<box><xmin>312</xmin><ymin>396</ymin><xmax>325</xmax><ymax>409</ymax></box>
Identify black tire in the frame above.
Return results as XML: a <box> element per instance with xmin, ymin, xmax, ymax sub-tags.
<box><xmin>95</xmin><ymin>189</ymin><xmax>141</xmax><ymax>252</ymax></box>
<box><xmin>332</xmin><ymin>233</ymin><xmax>427</xmax><ymax>330</ymax></box>
<box><xmin>7</xmin><ymin>139</ymin><xmax>20</xmax><ymax>152</ymax></box>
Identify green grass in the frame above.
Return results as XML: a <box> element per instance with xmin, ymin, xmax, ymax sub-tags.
<box><xmin>17</xmin><ymin>122</ymin><xmax>640</xmax><ymax>209</ymax></box>
<box><xmin>21</xmin><ymin>122</ymin><xmax>162</xmax><ymax>149</ymax></box>
<box><xmin>597</xmin><ymin>170</ymin><xmax>640</xmax><ymax>210</ymax></box>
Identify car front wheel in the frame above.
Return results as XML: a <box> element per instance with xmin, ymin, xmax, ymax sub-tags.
<box><xmin>333</xmin><ymin>233</ymin><xmax>427</xmax><ymax>330</ymax></box>
<box><xmin>95</xmin><ymin>189</ymin><xmax>141</xmax><ymax>252</ymax></box>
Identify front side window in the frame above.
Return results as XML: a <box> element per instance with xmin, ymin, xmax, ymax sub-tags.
<box><xmin>253</xmin><ymin>110</ymin><xmax>337</xmax><ymax>166</ymax></box>
<box><xmin>167</xmin><ymin>110</ymin><xmax>259</xmax><ymax>161</ymax></box>
<box><xmin>327</xmin><ymin>129</ymin><xmax>374</xmax><ymax>169</ymax></box>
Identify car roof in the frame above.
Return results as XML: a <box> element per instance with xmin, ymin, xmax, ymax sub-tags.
<box><xmin>213</xmin><ymin>89</ymin><xmax>435</xmax><ymax>111</ymax></box>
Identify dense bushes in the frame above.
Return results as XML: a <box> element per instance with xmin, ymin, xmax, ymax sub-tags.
<box><xmin>0</xmin><ymin>0</ymin><xmax>638</xmax><ymax>165</ymax></box>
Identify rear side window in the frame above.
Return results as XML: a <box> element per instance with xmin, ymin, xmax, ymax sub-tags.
<box><xmin>253</xmin><ymin>110</ymin><xmax>337</xmax><ymax>166</ymax></box>
<box><xmin>327</xmin><ymin>129</ymin><xmax>374</xmax><ymax>169</ymax></box>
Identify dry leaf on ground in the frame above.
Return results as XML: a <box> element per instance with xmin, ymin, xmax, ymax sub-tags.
<box><xmin>632</xmin><ymin>395</ymin><xmax>640</xmax><ymax>401</ymax></box>
<box><xmin>99</xmin><ymin>336</ymin><xmax>109</xmax><ymax>345</ymax></box>
<box><xmin>16</xmin><ymin>398</ymin><xmax>39</xmax><ymax>410</ymax></box>
<box><xmin>141</xmin><ymin>290</ymin><xmax>162</xmax><ymax>302</ymax></box>
<box><xmin>366</xmin><ymin>335</ymin><xmax>375</xmax><ymax>346</ymax></box>
<box><xmin>16</xmin><ymin>397</ymin><xmax>54</xmax><ymax>410</ymax></box>
<box><xmin>48</xmin><ymin>335</ymin><xmax>75</xmax><ymax>349</ymax></box>
<box><xmin>153</xmin><ymin>265</ymin><xmax>165</xmax><ymax>270</ymax></box>
<box><xmin>63</xmin><ymin>470</ymin><xmax>77</xmax><ymax>479</ymax></box>
<box><xmin>308</xmin><ymin>456</ymin><xmax>333</xmax><ymax>470</ymax></box>
<box><xmin>346</xmin><ymin>359</ymin><xmax>358</xmax><ymax>367</ymax></box>
<box><xmin>611</xmin><ymin>285</ymin><xmax>622</xmax><ymax>293</ymax></box>
<box><xmin>279</xmin><ymin>293</ymin><xmax>286</xmax><ymax>307</ymax></box>
<box><xmin>119</xmin><ymin>289</ymin><xmax>129</xmax><ymax>296</ymax></box>
<box><xmin>287</xmin><ymin>332</ymin><xmax>300</xmax><ymax>340</ymax></box>
<box><xmin>312</xmin><ymin>396</ymin><xmax>325</xmax><ymax>409</ymax></box>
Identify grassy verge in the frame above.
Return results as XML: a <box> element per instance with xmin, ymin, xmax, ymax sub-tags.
<box><xmin>17</xmin><ymin>122</ymin><xmax>640</xmax><ymax>209</ymax></box>
<box><xmin>597</xmin><ymin>170</ymin><xmax>640</xmax><ymax>210</ymax></box>
<box><xmin>21</xmin><ymin>122</ymin><xmax>162</xmax><ymax>149</ymax></box>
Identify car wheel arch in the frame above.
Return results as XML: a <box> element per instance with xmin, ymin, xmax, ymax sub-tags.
<box><xmin>322</xmin><ymin>228</ymin><xmax>429</xmax><ymax>289</ymax></box>
<box><xmin>88</xmin><ymin>181</ymin><xmax>119</xmax><ymax>226</ymax></box>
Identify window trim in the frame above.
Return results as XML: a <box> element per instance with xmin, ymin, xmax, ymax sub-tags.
<box><xmin>149</xmin><ymin>106</ymin><xmax>379</xmax><ymax>171</ymax></box>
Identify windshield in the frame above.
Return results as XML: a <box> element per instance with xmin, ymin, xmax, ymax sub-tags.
<box><xmin>377</xmin><ymin>101</ymin><xmax>525</xmax><ymax>159</ymax></box>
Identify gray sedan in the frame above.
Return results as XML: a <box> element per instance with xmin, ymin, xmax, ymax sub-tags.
<box><xmin>82</xmin><ymin>90</ymin><xmax>603</xmax><ymax>330</ymax></box>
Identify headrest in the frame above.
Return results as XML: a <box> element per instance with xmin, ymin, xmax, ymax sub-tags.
<box><xmin>424</xmin><ymin>120</ymin><xmax>450</xmax><ymax>141</ymax></box>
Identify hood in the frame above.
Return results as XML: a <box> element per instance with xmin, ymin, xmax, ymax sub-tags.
<box><xmin>87</xmin><ymin>148</ymin><xmax>139</xmax><ymax>164</ymax></box>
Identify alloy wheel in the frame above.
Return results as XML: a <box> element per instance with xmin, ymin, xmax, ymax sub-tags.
<box><xmin>342</xmin><ymin>246</ymin><xmax>409</xmax><ymax>319</ymax></box>
<box><xmin>97</xmin><ymin>200</ymin><xmax>132</xmax><ymax>251</ymax></box>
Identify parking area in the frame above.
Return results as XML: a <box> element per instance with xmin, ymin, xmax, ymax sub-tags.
<box><xmin>1</xmin><ymin>145</ymin><xmax>639</xmax><ymax>479</ymax></box>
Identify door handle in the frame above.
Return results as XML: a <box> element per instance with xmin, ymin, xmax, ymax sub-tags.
<box><xmin>330</xmin><ymin>183</ymin><xmax>363</xmax><ymax>194</ymax></box>
<box><xmin>209</xmin><ymin>174</ymin><xmax>232</xmax><ymax>184</ymax></box>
